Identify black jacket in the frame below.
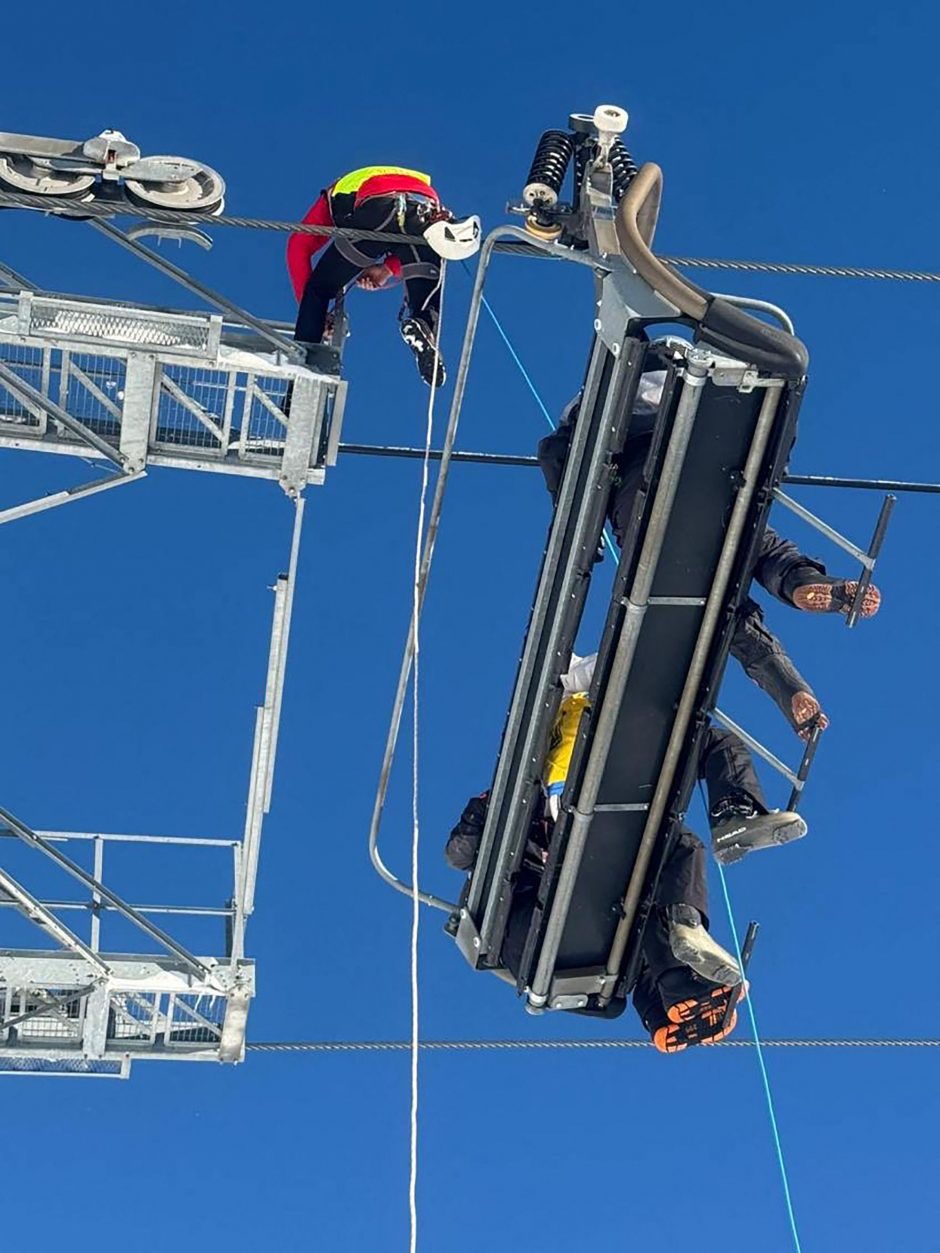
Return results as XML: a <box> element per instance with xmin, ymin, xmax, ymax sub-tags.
<box><xmin>445</xmin><ymin>792</ymin><xmax>551</xmax><ymax>872</ymax></box>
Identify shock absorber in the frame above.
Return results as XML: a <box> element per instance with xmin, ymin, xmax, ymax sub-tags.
<box><xmin>523</xmin><ymin>129</ymin><xmax>575</xmax><ymax>207</ymax></box>
<box><xmin>609</xmin><ymin>138</ymin><xmax>638</xmax><ymax>202</ymax></box>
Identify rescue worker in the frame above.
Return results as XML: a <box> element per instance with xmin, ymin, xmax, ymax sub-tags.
<box><xmin>286</xmin><ymin>165</ymin><xmax>479</xmax><ymax>387</ymax></box>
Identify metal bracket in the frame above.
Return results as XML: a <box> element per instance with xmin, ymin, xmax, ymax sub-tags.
<box><xmin>723</xmin><ymin>921</ymin><xmax>759</xmax><ymax>1033</ymax></box>
<box><xmin>712</xmin><ymin>707</ymin><xmax>823</xmax><ymax>812</ymax></box>
<box><xmin>773</xmin><ymin>489</ymin><xmax>896</xmax><ymax>628</ymax></box>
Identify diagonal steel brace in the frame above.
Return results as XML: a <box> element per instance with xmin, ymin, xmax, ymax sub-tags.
<box><xmin>0</xmin><ymin>864</ymin><xmax>110</xmax><ymax>976</ymax></box>
<box><xmin>0</xmin><ymin>806</ymin><xmax>216</xmax><ymax>983</ymax></box>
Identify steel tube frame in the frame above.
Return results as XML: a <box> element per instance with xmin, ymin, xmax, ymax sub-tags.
<box><xmin>231</xmin><ymin>497</ymin><xmax>305</xmax><ymax>957</ymax></box>
<box><xmin>786</xmin><ymin>723</ymin><xmax>824</xmax><ymax>812</ymax></box>
<box><xmin>0</xmin><ymin>984</ymin><xmax>98</xmax><ymax>1035</ymax></box>
<box><xmin>0</xmin><ymin>863</ymin><xmax>111</xmax><ymax>976</ymax></box>
<box><xmin>0</xmin><ymin>898</ymin><xmax>233</xmax><ymax>918</ymax></box>
<box><xmin>784</xmin><ymin>474</ymin><xmax>940</xmax><ymax>494</ymax></box>
<box><xmin>367</xmin><ymin>226</ymin><xmax>619</xmax><ymax>912</ymax></box>
<box><xmin>0</xmin><ymin>470</ymin><xmax>145</xmax><ymax>528</ymax></box>
<box><xmin>712</xmin><ymin>707</ymin><xmax>801</xmax><ymax>787</ymax></box>
<box><xmin>0</xmin><ymin>360</ymin><xmax>128</xmax><ymax>468</ymax></box>
<box><xmin>711</xmin><ymin>292</ymin><xmax>795</xmax><ymax>335</ymax></box>
<box><xmin>0</xmin><ymin>805</ymin><xmax>215</xmax><ymax>982</ymax></box>
<box><xmin>25</xmin><ymin>830</ymin><xmax>238</xmax><ymax>848</ymax></box>
<box><xmin>0</xmin><ymin>258</ymin><xmax>34</xmax><ymax>290</ymax></box>
<box><xmin>473</xmin><ymin>339</ymin><xmax>631</xmax><ymax>945</ymax></box>
<box><xmin>527</xmin><ymin>358</ymin><xmax>710</xmax><ymax>1002</ymax></box>
<box><xmin>846</xmin><ymin>493</ymin><xmax>895</xmax><ymax>628</ymax></box>
<box><xmin>334</xmin><ymin>444</ymin><xmax>940</xmax><ymax>496</ymax></box>
<box><xmin>599</xmin><ymin>385</ymin><xmax>784</xmax><ymax>994</ymax></box>
<box><xmin>89</xmin><ymin>220</ymin><xmax>304</xmax><ymax>361</ymax></box>
<box><xmin>773</xmin><ymin>488</ymin><xmax>874</xmax><ymax>565</ymax></box>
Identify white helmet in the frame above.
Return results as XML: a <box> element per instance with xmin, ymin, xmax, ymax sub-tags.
<box><xmin>423</xmin><ymin>214</ymin><xmax>481</xmax><ymax>261</ymax></box>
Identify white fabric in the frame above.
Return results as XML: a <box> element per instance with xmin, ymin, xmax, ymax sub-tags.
<box><xmin>634</xmin><ymin>369</ymin><xmax>666</xmax><ymax>416</ymax></box>
<box><xmin>561</xmin><ymin>652</ymin><xmax>597</xmax><ymax>695</ymax></box>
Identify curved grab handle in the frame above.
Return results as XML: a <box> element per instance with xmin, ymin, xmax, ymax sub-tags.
<box><xmin>616</xmin><ymin>164</ymin><xmax>808</xmax><ymax>379</ymax></box>
<box><xmin>616</xmin><ymin>164</ymin><xmax>708</xmax><ymax>321</ymax></box>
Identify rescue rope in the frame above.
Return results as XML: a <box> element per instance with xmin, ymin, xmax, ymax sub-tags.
<box><xmin>487</xmin><ymin>294</ymin><xmax>801</xmax><ymax>1246</ymax></box>
<box><xmin>407</xmin><ymin>265</ymin><xmax>446</xmax><ymax>1253</ymax></box>
<box><xmin>716</xmin><ymin>863</ymin><xmax>803</xmax><ymax>1253</ymax></box>
<box><xmin>245</xmin><ymin>1037</ymin><xmax>940</xmax><ymax>1052</ymax></box>
<box><xmin>6</xmin><ymin>187</ymin><xmax>940</xmax><ymax>283</ymax></box>
<box><xmin>467</xmin><ymin>267</ymin><xmax>619</xmax><ymax>560</ymax></box>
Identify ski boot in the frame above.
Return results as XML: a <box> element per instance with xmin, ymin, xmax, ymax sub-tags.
<box><xmin>650</xmin><ymin>975</ymin><xmax>746</xmax><ymax>1054</ymax></box>
<box><xmin>791</xmin><ymin>575</ymin><xmax>881</xmax><ymax>619</ymax></box>
<box><xmin>710</xmin><ymin>796</ymin><xmax>807</xmax><ymax>866</ymax></box>
<box><xmin>666</xmin><ymin>905</ymin><xmax>742</xmax><ymax>988</ymax></box>
<box><xmin>400</xmin><ymin>316</ymin><xmax>446</xmax><ymax>388</ymax></box>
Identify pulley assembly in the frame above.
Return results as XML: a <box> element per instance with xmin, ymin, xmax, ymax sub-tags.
<box><xmin>0</xmin><ymin>128</ymin><xmax>225</xmax><ymax>214</ymax></box>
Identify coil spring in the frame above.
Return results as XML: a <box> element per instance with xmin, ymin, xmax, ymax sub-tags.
<box><xmin>523</xmin><ymin>130</ymin><xmax>575</xmax><ymax>206</ymax></box>
<box><xmin>572</xmin><ymin>141</ymin><xmax>589</xmax><ymax>202</ymax></box>
<box><xmin>609</xmin><ymin>138</ymin><xmax>638</xmax><ymax>202</ymax></box>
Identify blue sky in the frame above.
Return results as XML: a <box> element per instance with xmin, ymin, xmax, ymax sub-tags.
<box><xmin>2</xmin><ymin>1</ymin><xmax>938</xmax><ymax>1249</ymax></box>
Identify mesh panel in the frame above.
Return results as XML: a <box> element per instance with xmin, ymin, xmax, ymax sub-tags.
<box><xmin>0</xmin><ymin>342</ymin><xmax>48</xmax><ymax>429</ymax></box>
<box><xmin>167</xmin><ymin>994</ymin><xmax>226</xmax><ymax>1045</ymax></box>
<box><xmin>239</xmin><ymin>376</ymin><xmax>289</xmax><ymax>459</ymax></box>
<box><xmin>154</xmin><ymin>364</ymin><xmax>229</xmax><ymax>452</ymax></box>
<box><xmin>63</xmin><ymin>353</ymin><xmax>126</xmax><ymax>439</ymax></box>
<box><xmin>29</xmin><ymin>300</ymin><xmax>213</xmax><ymax>353</ymax></box>
<box><xmin>8</xmin><ymin>989</ymin><xmax>85</xmax><ymax>1042</ymax></box>
<box><xmin>110</xmin><ymin>993</ymin><xmax>159</xmax><ymax>1043</ymax></box>
<box><xmin>0</xmin><ymin>1057</ymin><xmax>125</xmax><ymax>1077</ymax></box>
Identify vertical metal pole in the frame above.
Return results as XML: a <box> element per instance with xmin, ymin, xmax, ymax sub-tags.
<box><xmin>786</xmin><ymin>723</ymin><xmax>824</xmax><ymax>812</ymax></box>
<box><xmin>264</xmin><ymin>497</ymin><xmax>305</xmax><ymax>813</ymax></box>
<box><xmin>846</xmin><ymin>493</ymin><xmax>895</xmax><ymax>628</ymax></box>
<box><xmin>90</xmin><ymin>836</ymin><xmax>104</xmax><ymax>952</ymax></box>
<box><xmin>722</xmin><ymin>921</ymin><xmax>759</xmax><ymax>1032</ymax></box>
<box><xmin>235</xmin><ymin>496</ymin><xmax>307</xmax><ymax>954</ymax></box>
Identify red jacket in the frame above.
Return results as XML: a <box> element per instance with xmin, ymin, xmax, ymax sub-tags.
<box><xmin>286</xmin><ymin>167</ymin><xmax>440</xmax><ymax>301</ymax></box>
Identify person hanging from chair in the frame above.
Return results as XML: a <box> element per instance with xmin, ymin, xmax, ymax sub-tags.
<box><xmin>537</xmin><ymin>356</ymin><xmax>881</xmax><ymax>739</ymax></box>
<box><xmin>286</xmin><ymin>166</ymin><xmax>480</xmax><ymax>387</ymax></box>
<box><xmin>444</xmin><ymin>650</ymin><xmax>807</xmax><ymax>1051</ymax></box>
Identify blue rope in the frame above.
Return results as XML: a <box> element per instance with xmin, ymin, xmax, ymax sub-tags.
<box><xmin>461</xmin><ymin>264</ymin><xmax>618</xmax><ymax>562</ymax></box>
<box><xmin>716</xmin><ymin>863</ymin><xmax>805</xmax><ymax>1253</ymax></box>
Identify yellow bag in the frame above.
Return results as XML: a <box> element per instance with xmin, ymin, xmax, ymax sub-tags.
<box><xmin>543</xmin><ymin>692</ymin><xmax>590</xmax><ymax>800</ymax></box>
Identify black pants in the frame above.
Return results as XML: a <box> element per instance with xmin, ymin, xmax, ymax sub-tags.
<box><xmin>294</xmin><ymin>196</ymin><xmax>442</xmax><ymax>344</ymax></box>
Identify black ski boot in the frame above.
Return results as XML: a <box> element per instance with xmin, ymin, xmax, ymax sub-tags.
<box><xmin>401</xmin><ymin>316</ymin><xmax>446</xmax><ymax>388</ymax></box>
<box><xmin>710</xmin><ymin>795</ymin><xmax>807</xmax><ymax>866</ymax></box>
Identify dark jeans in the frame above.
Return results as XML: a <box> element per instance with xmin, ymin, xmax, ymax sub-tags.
<box><xmin>294</xmin><ymin>195</ymin><xmax>442</xmax><ymax>344</ymax></box>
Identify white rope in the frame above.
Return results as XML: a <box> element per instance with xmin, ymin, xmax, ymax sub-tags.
<box><xmin>408</xmin><ymin>263</ymin><xmax>447</xmax><ymax>1253</ymax></box>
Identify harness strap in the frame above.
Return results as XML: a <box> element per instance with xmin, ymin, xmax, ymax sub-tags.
<box><xmin>400</xmin><ymin>262</ymin><xmax>441</xmax><ymax>282</ymax></box>
<box><xmin>334</xmin><ymin>235</ymin><xmax>384</xmax><ymax>269</ymax></box>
